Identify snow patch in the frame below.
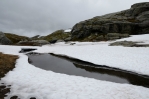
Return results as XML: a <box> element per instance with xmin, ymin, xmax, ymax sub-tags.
<box><xmin>64</xmin><ymin>29</ymin><xmax>71</xmax><ymax>32</ymax></box>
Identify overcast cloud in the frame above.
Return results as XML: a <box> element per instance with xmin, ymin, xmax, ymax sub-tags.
<box><xmin>0</xmin><ymin>0</ymin><xmax>148</xmax><ymax>37</ymax></box>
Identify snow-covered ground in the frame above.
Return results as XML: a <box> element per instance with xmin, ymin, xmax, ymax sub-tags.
<box><xmin>64</xmin><ymin>29</ymin><xmax>71</xmax><ymax>32</ymax></box>
<box><xmin>0</xmin><ymin>34</ymin><xmax>149</xmax><ymax>99</ymax></box>
<box><xmin>117</xmin><ymin>34</ymin><xmax>149</xmax><ymax>44</ymax></box>
<box><xmin>35</xmin><ymin>34</ymin><xmax>149</xmax><ymax>76</ymax></box>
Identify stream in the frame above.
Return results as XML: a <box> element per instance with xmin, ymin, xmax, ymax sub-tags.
<box><xmin>27</xmin><ymin>53</ymin><xmax>149</xmax><ymax>88</ymax></box>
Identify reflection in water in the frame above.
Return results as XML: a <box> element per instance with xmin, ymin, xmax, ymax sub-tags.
<box><xmin>74</xmin><ymin>63</ymin><xmax>149</xmax><ymax>88</ymax></box>
<box><xmin>27</xmin><ymin>53</ymin><xmax>149</xmax><ymax>88</ymax></box>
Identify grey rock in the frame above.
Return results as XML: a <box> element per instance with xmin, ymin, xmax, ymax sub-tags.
<box><xmin>107</xmin><ymin>33</ymin><xmax>129</xmax><ymax>40</ymax></box>
<box><xmin>17</xmin><ymin>40</ymin><xmax>49</xmax><ymax>46</ymax></box>
<box><xmin>56</xmin><ymin>39</ymin><xmax>64</xmax><ymax>43</ymax></box>
<box><xmin>64</xmin><ymin>37</ymin><xmax>71</xmax><ymax>41</ymax></box>
<box><xmin>131</xmin><ymin>2</ymin><xmax>149</xmax><ymax>8</ymax></box>
<box><xmin>30</xmin><ymin>35</ymin><xmax>40</xmax><ymax>40</ymax></box>
<box><xmin>109</xmin><ymin>41</ymin><xmax>136</xmax><ymax>47</ymax></box>
<box><xmin>71</xmin><ymin>2</ymin><xmax>149</xmax><ymax>41</ymax></box>
<box><xmin>70</xmin><ymin>43</ymin><xmax>76</xmax><ymax>45</ymax></box>
<box><xmin>0</xmin><ymin>31</ymin><xmax>12</xmax><ymax>45</ymax></box>
<box><xmin>136</xmin><ymin>11</ymin><xmax>149</xmax><ymax>22</ymax></box>
<box><xmin>32</xmin><ymin>40</ymin><xmax>49</xmax><ymax>44</ymax></box>
<box><xmin>50</xmin><ymin>40</ymin><xmax>57</xmax><ymax>44</ymax></box>
<box><xmin>109</xmin><ymin>41</ymin><xmax>149</xmax><ymax>47</ymax></box>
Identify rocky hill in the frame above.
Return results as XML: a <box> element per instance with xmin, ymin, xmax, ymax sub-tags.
<box><xmin>0</xmin><ymin>32</ymin><xmax>12</xmax><ymax>45</ymax></box>
<box><xmin>71</xmin><ymin>2</ymin><xmax>149</xmax><ymax>41</ymax></box>
<box><xmin>43</xmin><ymin>29</ymin><xmax>71</xmax><ymax>42</ymax></box>
<box><xmin>5</xmin><ymin>33</ymin><xmax>29</xmax><ymax>44</ymax></box>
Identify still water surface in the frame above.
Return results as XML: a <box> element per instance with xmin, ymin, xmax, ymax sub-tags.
<box><xmin>27</xmin><ymin>53</ymin><xmax>149</xmax><ymax>88</ymax></box>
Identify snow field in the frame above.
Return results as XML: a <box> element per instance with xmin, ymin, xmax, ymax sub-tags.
<box><xmin>0</xmin><ymin>34</ymin><xmax>149</xmax><ymax>99</ymax></box>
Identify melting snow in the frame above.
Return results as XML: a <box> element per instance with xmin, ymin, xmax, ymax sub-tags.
<box><xmin>0</xmin><ymin>34</ymin><xmax>149</xmax><ymax>99</ymax></box>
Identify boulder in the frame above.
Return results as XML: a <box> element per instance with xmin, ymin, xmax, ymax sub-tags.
<box><xmin>109</xmin><ymin>41</ymin><xmax>149</xmax><ymax>47</ymax></box>
<box><xmin>109</xmin><ymin>41</ymin><xmax>136</xmax><ymax>47</ymax></box>
<box><xmin>50</xmin><ymin>40</ymin><xmax>57</xmax><ymax>44</ymax></box>
<box><xmin>56</xmin><ymin>39</ymin><xmax>64</xmax><ymax>43</ymax></box>
<box><xmin>30</xmin><ymin>35</ymin><xmax>40</xmax><ymax>40</ymax></box>
<box><xmin>64</xmin><ymin>37</ymin><xmax>72</xmax><ymax>41</ymax></box>
<box><xmin>71</xmin><ymin>2</ymin><xmax>149</xmax><ymax>41</ymax></box>
<box><xmin>0</xmin><ymin>31</ymin><xmax>12</xmax><ymax>45</ymax></box>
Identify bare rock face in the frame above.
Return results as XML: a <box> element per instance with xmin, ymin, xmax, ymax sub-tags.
<box><xmin>0</xmin><ymin>31</ymin><xmax>12</xmax><ymax>45</ymax></box>
<box><xmin>71</xmin><ymin>2</ymin><xmax>149</xmax><ymax>41</ymax></box>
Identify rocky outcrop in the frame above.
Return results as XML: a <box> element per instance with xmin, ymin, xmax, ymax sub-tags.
<box><xmin>5</xmin><ymin>33</ymin><xmax>29</xmax><ymax>44</ymax></box>
<box><xmin>17</xmin><ymin>40</ymin><xmax>49</xmax><ymax>46</ymax></box>
<box><xmin>0</xmin><ymin>32</ymin><xmax>12</xmax><ymax>45</ymax></box>
<box><xmin>71</xmin><ymin>2</ymin><xmax>149</xmax><ymax>41</ymax></box>
<box><xmin>43</xmin><ymin>30</ymin><xmax>71</xmax><ymax>42</ymax></box>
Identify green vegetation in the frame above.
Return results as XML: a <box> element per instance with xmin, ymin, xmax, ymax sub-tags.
<box><xmin>5</xmin><ymin>33</ymin><xmax>29</xmax><ymax>44</ymax></box>
<box><xmin>43</xmin><ymin>30</ymin><xmax>70</xmax><ymax>41</ymax></box>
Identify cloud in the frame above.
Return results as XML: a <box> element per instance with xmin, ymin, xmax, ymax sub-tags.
<box><xmin>0</xmin><ymin>0</ymin><xmax>148</xmax><ymax>37</ymax></box>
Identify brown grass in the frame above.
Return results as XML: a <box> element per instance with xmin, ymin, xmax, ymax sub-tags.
<box><xmin>0</xmin><ymin>52</ymin><xmax>18</xmax><ymax>98</ymax></box>
<box><xmin>0</xmin><ymin>52</ymin><xmax>18</xmax><ymax>78</ymax></box>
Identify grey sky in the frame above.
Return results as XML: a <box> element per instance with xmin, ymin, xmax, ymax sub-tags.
<box><xmin>0</xmin><ymin>0</ymin><xmax>148</xmax><ymax>37</ymax></box>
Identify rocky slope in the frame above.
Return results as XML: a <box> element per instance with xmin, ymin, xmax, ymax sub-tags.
<box><xmin>5</xmin><ymin>33</ymin><xmax>29</xmax><ymax>44</ymax></box>
<box><xmin>0</xmin><ymin>32</ymin><xmax>12</xmax><ymax>45</ymax></box>
<box><xmin>43</xmin><ymin>29</ymin><xmax>71</xmax><ymax>42</ymax></box>
<box><xmin>71</xmin><ymin>2</ymin><xmax>149</xmax><ymax>41</ymax></box>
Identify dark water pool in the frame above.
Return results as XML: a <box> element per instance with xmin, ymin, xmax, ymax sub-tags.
<box><xmin>27</xmin><ymin>53</ymin><xmax>149</xmax><ymax>88</ymax></box>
